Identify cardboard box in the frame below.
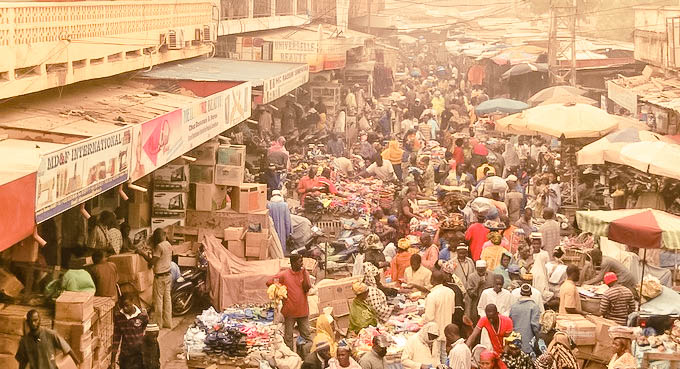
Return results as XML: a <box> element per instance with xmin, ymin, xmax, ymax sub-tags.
<box><xmin>245</xmin><ymin>231</ymin><xmax>268</xmax><ymax>259</ymax></box>
<box><xmin>0</xmin><ymin>268</ymin><xmax>23</xmax><ymax>298</ymax></box>
<box><xmin>227</xmin><ymin>240</ymin><xmax>245</xmax><ymax>258</ymax></box>
<box><xmin>78</xmin><ymin>353</ymin><xmax>93</xmax><ymax>369</ymax></box>
<box><xmin>129</xmin><ymin>227</ymin><xmax>150</xmax><ymax>248</ymax></box>
<box><xmin>189</xmin><ymin>165</ymin><xmax>215</xmax><ymax>184</ymax></box>
<box><xmin>223</xmin><ymin>227</ymin><xmax>246</xmax><ymax>241</ymax></box>
<box><xmin>172</xmin><ymin>241</ymin><xmax>196</xmax><ymax>255</ymax></box>
<box><xmin>556</xmin><ymin>316</ymin><xmax>596</xmax><ymax>346</ymax></box>
<box><xmin>0</xmin><ymin>334</ymin><xmax>20</xmax><ymax>355</ymax></box>
<box><xmin>134</xmin><ymin>269</ymin><xmax>154</xmax><ymax>292</ymax></box>
<box><xmin>231</xmin><ymin>183</ymin><xmax>267</xmax><ymax>213</ymax></box>
<box><xmin>153</xmin><ymin>164</ymin><xmax>189</xmax><ymax>191</ymax></box>
<box><xmin>54</xmin><ymin>314</ymin><xmax>94</xmax><ymax>341</ymax></box>
<box><xmin>316</xmin><ymin>276</ymin><xmax>361</xmax><ymax>302</ymax></box>
<box><xmin>56</xmin><ymin>291</ymin><xmax>95</xmax><ymax>322</ymax></box>
<box><xmin>128</xmin><ymin>201</ymin><xmax>151</xmax><ymax>228</ymax></box>
<box><xmin>214</xmin><ymin>165</ymin><xmax>244</xmax><ymax>186</ymax></box>
<box><xmin>11</xmin><ymin>237</ymin><xmax>39</xmax><ymax>263</ymax></box>
<box><xmin>191</xmin><ymin>183</ymin><xmax>229</xmax><ymax>211</ymax></box>
<box><xmin>216</xmin><ymin>144</ymin><xmax>246</xmax><ymax>167</ymax></box>
<box><xmin>318</xmin><ymin>298</ymin><xmax>351</xmax><ymax>317</ymax></box>
<box><xmin>108</xmin><ymin>253</ymin><xmax>150</xmax><ymax>283</ymax></box>
<box><xmin>0</xmin><ymin>306</ymin><xmax>52</xmax><ymax>336</ymax></box>
<box><xmin>151</xmin><ymin>217</ymin><xmax>185</xmax><ymax>232</ymax></box>
<box><xmin>585</xmin><ymin>315</ymin><xmax>617</xmax><ymax>350</ymax></box>
<box><xmin>152</xmin><ymin>191</ymin><xmax>187</xmax><ymax>218</ymax></box>
<box><xmin>177</xmin><ymin>255</ymin><xmax>197</xmax><ymax>267</ymax></box>
<box><xmin>188</xmin><ymin>141</ymin><xmax>219</xmax><ymax>165</ymax></box>
<box><xmin>0</xmin><ymin>354</ymin><xmax>18</xmax><ymax>369</ymax></box>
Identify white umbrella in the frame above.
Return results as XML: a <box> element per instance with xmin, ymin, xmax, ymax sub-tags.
<box><xmin>619</xmin><ymin>141</ymin><xmax>680</xmax><ymax>181</ymax></box>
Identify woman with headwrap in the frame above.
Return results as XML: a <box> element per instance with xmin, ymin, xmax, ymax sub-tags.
<box><xmin>533</xmin><ymin>353</ymin><xmax>554</xmax><ymax>369</ymax></box>
<box><xmin>361</xmin><ymin>262</ymin><xmax>393</xmax><ymax>322</ymax></box>
<box><xmin>401</xmin><ymin>322</ymin><xmax>441</xmax><ymax>369</ymax></box>
<box><xmin>607</xmin><ymin>337</ymin><xmax>635</xmax><ymax>369</ymax></box>
<box><xmin>500</xmin><ymin>332</ymin><xmax>535</xmax><ymax>369</ymax></box>
<box><xmin>390</xmin><ymin>239</ymin><xmax>414</xmax><ymax>282</ymax></box>
<box><xmin>546</xmin><ymin>331</ymin><xmax>578</xmax><ymax>369</ymax></box>
<box><xmin>481</xmin><ymin>225</ymin><xmax>509</xmax><ymax>272</ymax></box>
<box><xmin>311</xmin><ymin>308</ymin><xmax>338</xmax><ymax>358</ymax></box>
<box><xmin>362</xmin><ymin>233</ymin><xmax>387</xmax><ymax>269</ymax></box>
<box><xmin>348</xmin><ymin>282</ymin><xmax>377</xmax><ymax>334</ymax></box>
<box><xmin>382</xmin><ymin>140</ymin><xmax>405</xmax><ymax>181</ymax></box>
<box><xmin>440</xmin><ymin>260</ymin><xmax>471</xmax><ymax>335</ymax></box>
<box><xmin>479</xmin><ymin>350</ymin><xmax>508</xmax><ymax>369</ymax></box>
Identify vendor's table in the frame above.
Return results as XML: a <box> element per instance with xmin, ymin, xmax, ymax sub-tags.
<box><xmin>580</xmin><ymin>296</ymin><xmax>602</xmax><ymax>316</ymax></box>
<box><xmin>642</xmin><ymin>352</ymin><xmax>680</xmax><ymax>369</ymax></box>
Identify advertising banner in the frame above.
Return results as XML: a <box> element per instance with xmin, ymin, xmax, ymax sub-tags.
<box><xmin>130</xmin><ymin>109</ymin><xmax>183</xmax><ymax>182</ymax></box>
<box><xmin>607</xmin><ymin>81</ymin><xmax>638</xmax><ymax>115</ymax></box>
<box><xmin>263</xmin><ymin>64</ymin><xmax>309</xmax><ymax>103</ymax></box>
<box><xmin>36</xmin><ymin>127</ymin><xmax>131</xmax><ymax>223</ymax></box>
<box><xmin>130</xmin><ymin>82</ymin><xmax>252</xmax><ymax>182</ymax></box>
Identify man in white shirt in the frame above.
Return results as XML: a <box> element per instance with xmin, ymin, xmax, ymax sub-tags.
<box><xmin>424</xmin><ymin>271</ymin><xmax>455</xmax><ymax>364</ymax></box>
<box><xmin>510</xmin><ymin>283</ymin><xmax>545</xmax><ymax>314</ymax></box>
<box><xmin>445</xmin><ymin>324</ymin><xmax>471</xmax><ymax>369</ymax></box>
<box><xmin>478</xmin><ymin>274</ymin><xmax>513</xmax><ymax>317</ymax></box>
<box><xmin>364</xmin><ymin>156</ymin><xmax>397</xmax><ymax>182</ymax></box>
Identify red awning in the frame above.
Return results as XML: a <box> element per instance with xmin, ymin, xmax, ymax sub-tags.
<box><xmin>0</xmin><ymin>173</ymin><xmax>36</xmax><ymax>251</ymax></box>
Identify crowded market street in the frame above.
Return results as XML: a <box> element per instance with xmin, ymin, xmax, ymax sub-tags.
<box><xmin>6</xmin><ymin>1</ymin><xmax>680</xmax><ymax>369</ymax></box>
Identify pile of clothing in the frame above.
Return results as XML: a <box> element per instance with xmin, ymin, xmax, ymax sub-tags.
<box><xmin>183</xmin><ymin>306</ymin><xmax>277</xmax><ymax>359</ymax></box>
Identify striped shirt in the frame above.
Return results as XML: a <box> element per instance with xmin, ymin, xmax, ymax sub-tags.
<box><xmin>600</xmin><ymin>285</ymin><xmax>635</xmax><ymax>325</ymax></box>
<box><xmin>113</xmin><ymin>307</ymin><xmax>149</xmax><ymax>354</ymax></box>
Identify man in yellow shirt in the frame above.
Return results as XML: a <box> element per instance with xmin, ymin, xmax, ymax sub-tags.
<box><xmin>558</xmin><ymin>264</ymin><xmax>583</xmax><ymax>314</ymax></box>
<box><xmin>405</xmin><ymin>254</ymin><xmax>432</xmax><ymax>292</ymax></box>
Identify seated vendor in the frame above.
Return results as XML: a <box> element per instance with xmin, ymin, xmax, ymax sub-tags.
<box><xmin>328</xmin><ymin>341</ymin><xmax>362</xmax><ymax>369</ymax></box>
<box><xmin>404</xmin><ymin>254</ymin><xmax>432</xmax><ymax>292</ymax></box>
<box><xmin>317</xmin><ymin>168</ymin><xmax>346</xmax><ymax>197</ymax></box>
<box><xmin>348</xmin><ymin>282</ymin><xmax>377</xmax><ymax>334</ymax></box>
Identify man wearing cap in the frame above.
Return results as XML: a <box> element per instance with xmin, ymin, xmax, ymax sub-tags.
<box><xmin>600</xmin><ymin>272</ymin><xmax>636</xmax><ymax>325</ymax></box>
<box><xmin>467</xmin><ymin>260</ymin><xmax>495</xmax><ymax>322</ymax></box>
<box><xmin>424</xmin><ymin>271</ymin><xmax>455</xmax><ymax>362</ymax></box>
<box><xmin>267</xmin><ymin>254</ymin><xmax>312</xmax><ymax>349</ymax></box>
<box><xmin>505</xmin><ymin>176</ymin><xmax>523</xmax><ymax>224</ymax></box>
<box><xmin>302</xmin><ymin>338</ymin><xmax>332</xmax><ymax>369</ymax></box>
<box><xmin>359</xmin><ymin>336</ymin><xmax>389</xmax><ymax>369</ymax></box>
<box><xmin>448</xmin><ymin>243</ymin><xmax>476</xmax><ymax>293</ymax></box>
<box><xmin>500</xmin><ymin>332</ymin><xmax>534</xmax><ymax>369</ymax></box>
<box><xmin>508</xmin><ymin>284</ymin><xmax>541</xmax><ymax>356</ymax></box>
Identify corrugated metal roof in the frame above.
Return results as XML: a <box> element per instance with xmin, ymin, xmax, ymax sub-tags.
<box><xmin>139</xmin><ymin>58</ymin><xmax>306</xmax><ymax>87</ymax></box>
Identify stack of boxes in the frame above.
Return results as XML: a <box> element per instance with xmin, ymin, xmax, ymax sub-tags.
<box><xmin>186</xmin><ymin>140</ymin><xmax>271</xmax><ymax>261</ymax></box>
<box><xmin>152</xmin><ymin>161</ymin><xmax>189</xmax><ymax>232</ymax></box>
<box><xmin>0</xmin><ymin>305</ymin><xmax>53</xmax><ymax>369</ymax></box>
<box><xmin>314</xmin><ymin>276</ymin><xmax>362</xmax><ymax>334</ymax></box>
<box><xmin>54</xmin><ymin>291</ymin><xmax>95</xmax><ymax>369</ymax></box>
<box><xmin>90</xmin><ymin>297</ymin><xmax>116</xmax><ymax>369</ymax></box>
<box><xmin>108</xmin><ymin>253</ymin><xmax>154</xmax><ymax>307</ymax></box>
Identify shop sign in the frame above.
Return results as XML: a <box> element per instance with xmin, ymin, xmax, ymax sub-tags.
<box><xmin>263</xmin><ymin>64</ymin><xmax>309</xmax><ymax>103</ymax></box>
<box><xmin>35</xmin><ymin>127</ymin><xmax>131</xmax><ymax>223</ymax></box>
<box><xmin>271</xmin><ymin>39</ymin><xmax>319</xmax><ymax>64</ymax></box>
<box><xmin>130</xmin><ymin>82</ymin><xmax>252</xmax><ymax>182</ymax></box>
<box><xmin>607</xmin><ymin>81</ymin><xmax>638</xmax><ymax>115</ymax></box>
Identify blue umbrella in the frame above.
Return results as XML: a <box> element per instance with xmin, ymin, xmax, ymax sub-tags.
<box><xmin>475</xmin><ymin>98</ymin><xmax>529</xmax><ymax>115</ymax></box>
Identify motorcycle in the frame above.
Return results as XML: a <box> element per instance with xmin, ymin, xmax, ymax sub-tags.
<box><xmin>172</xmin><ymin>262</ymin><xmax>207</xmax><ymax>316</ymax></box>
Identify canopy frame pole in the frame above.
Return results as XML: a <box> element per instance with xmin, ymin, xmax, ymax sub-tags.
<box><xmin>638</xmin><ymin>247</ymin><xmax>647</xmax><ymax>311</ymax></box>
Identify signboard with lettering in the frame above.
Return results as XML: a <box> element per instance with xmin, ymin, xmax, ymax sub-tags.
<box><xmin>607</xmin><ymin>81</ymin><xmax>638</xmax><ymax>115</ymax></box>
<box><xmin>263</xmin><ymin>64</ymin><xmax>309</xmax><ymax>103</ymax></box>
<box><xmin>130</xmin><ymin>82</ymin><xmax>252</xmax><ymax>182</ymax></box>
<box><xmin>36</xmin><ymin>127</ymin><xmax>131</xmax><ymax>223</ymax></box>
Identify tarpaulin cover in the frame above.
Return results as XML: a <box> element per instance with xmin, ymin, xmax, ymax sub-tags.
<box><xmin>0</xmin><ymin>173</ymin><xmax>36</xmax><ymax>251</ymax></box>
<box><xmin>203</xmin><ymin>235</ymin><xmax>285</xmax><ymax>310</ymax></box>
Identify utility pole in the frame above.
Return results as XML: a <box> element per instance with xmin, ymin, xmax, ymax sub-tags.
<box><xmin>547</xmin><ymin>0</ymin><xmax>577</xmax><ymax>86</ymax></box>
<box><xmin>367</xmin><ymin>0</ymin><xmax>372</xmax><ymax>35</ymax></box>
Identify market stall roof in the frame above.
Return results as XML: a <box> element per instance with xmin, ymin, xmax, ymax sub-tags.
<box><xmin>609</xmin><ymin>75</ymin><xmax>680</xmax><ymax>114</ymax></box>
<box><xmin>619</xmin><ymin>141</ymin><xmax>680</xmax><ymax>181</ymax></box>
<box><xmin>139</xmin><ymin>58</ymin><xmax>309</xmax><ymax>103</ymax></box>
<box><xmin>576</xmin><ymin>209</ymin><xmax>680</xmax><ymax>250</ymax></box>
<box><xmin>576</xmin><ymin>127</ymin><xmax>672</xmax><ymax>166</ymax></box>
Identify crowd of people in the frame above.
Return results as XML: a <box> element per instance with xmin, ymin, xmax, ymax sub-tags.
<box><xmin>260</xmin><ymin>43</ymin><xmax>642</xmax><ymax>369</ymax></box>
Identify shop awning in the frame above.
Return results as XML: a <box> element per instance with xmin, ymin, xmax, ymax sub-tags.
<box><xmin>0</xmin><ymin>139</ymin><xmax>65</xmax><ymax>250</ymax></box>
<box><xmin>139</xmin><ymin>58</ymin><xmax>308</xmax><ymax>104</ymax></box>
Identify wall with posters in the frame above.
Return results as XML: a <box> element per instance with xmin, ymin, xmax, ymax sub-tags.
<box><xmin>35</xmin><ymin>127</ymin><xmax>132</xmax><ymax>223</ymax></box>
<box><xmin>130</xmin><ymin>82</ymin><xmax>252</xmax><ymax>182</ymax></box>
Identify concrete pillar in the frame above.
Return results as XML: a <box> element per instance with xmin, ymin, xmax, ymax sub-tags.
<box><xmin>271</xmin><ymin>0</ymin><xmax>275</xmax><ymax>16</ymax></box>
<box><xmin>248</xmin><ymin>0</ymin><xmax>254</xmax><ymax>17</ymax></box>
